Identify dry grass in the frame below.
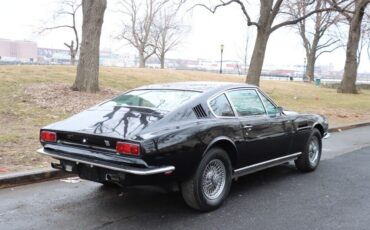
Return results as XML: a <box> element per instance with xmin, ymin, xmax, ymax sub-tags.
<box><xmin>261</xmin><ymin>81</ymin><xmax>370</xmax><ymax>125</ymax></box>
<box><xmin>0</xmin><ymin>65</ymin><xmax>370</xmax><ymax>173</ymax></box>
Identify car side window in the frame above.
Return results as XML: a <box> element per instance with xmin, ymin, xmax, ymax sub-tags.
<box><xmin>259</xmin><ymin>92</ymin><xmax>279</xmax><ymax>118</ymax></box>
<box><xmin>227</xmin><ymin>89</ymin><xmax>266</xmax><ymax>116</ymax></box>
<box><xmin>209</xmin><ymin>94</ymin><xmax>235</xmax><ymax>117</ymax></box>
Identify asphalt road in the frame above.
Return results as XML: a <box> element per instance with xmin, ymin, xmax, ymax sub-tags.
<box><xmin>1</xmin><ymin>126</ymin><xmax>370</xmax><ymax>230</ymax></box>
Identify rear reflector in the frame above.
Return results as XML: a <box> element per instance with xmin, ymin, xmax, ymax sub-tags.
<box><xmin>116</xmin><ymin>142</ymin><xmax>140</xmax><ymax>156</ymax></box>
<box><xmin>40</xmin><ymin>131</ymin><xmax>57</xmax><ymax>142</ymax></box>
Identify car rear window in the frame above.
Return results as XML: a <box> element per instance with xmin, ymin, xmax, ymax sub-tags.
<box><xmin>102</xmin><ymin>89</ymin><xmax>201</xmax><ymax>112</ymax></box>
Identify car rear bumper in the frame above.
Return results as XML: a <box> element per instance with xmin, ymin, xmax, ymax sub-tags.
<box><xmin>37</xmin><ymin>147</ymin><xmax>175</xmax><ymax>176</ymax></box>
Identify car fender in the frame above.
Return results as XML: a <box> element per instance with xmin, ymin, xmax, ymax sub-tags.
<box><xmin>312</xmin><ymin>121</ymin><xmax>325</xmax><ymax>137</ymax></box>
<box><xmin>202</xmin><ymin>136</ymin><xmax>238</xmax><ymax>157</ymax></box>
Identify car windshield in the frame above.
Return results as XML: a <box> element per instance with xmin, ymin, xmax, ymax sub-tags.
<box><xmin>103</xmin><ymin>89</ymin><xmax>201</xmax><ymax>112</ymax></box>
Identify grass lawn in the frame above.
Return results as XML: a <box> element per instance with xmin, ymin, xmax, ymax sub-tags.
<box><xmin>1</xmin><ymin>65</ymin><xmax>370</xmax><ymax>173</ymax></box>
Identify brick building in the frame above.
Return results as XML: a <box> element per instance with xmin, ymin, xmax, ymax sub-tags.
<box><xmin>0</xmin><ymin>39</ymin><xmax>37</xmax><ymax>62</ymax></box>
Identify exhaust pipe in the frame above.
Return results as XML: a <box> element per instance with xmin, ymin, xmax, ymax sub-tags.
<box><xmin>105</xmin><ymin>174</ymin><xmax>120</xmax><ymax>183</ymax></box>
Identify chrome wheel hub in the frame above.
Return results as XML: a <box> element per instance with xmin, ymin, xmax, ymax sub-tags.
<box><xmin>308</xmin><ymin>138</ymin><xmax>320</xmax><ymax>166</ymax></box>
<box><xmin>201</xmin><ymin>159</ymin><xmax>226</xmax><ymax>200</ymax></box>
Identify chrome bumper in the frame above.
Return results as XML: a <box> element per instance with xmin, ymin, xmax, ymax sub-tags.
<box><xmin>37</xmin><ymin>148</ymin><xmax>175</xmax><ymax>176</ymax></box>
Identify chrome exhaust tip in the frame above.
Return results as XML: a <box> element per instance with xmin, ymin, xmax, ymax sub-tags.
<box><xmin>105</xmin><ymin>174</ymin><xmax>120</xmax><ymax>182</ymax></box>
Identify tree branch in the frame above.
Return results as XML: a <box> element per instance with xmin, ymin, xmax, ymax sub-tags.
<box><xmin>39</xmin><ymin>25</ymin><xmax>74</xmax><ymax>34</ymax></box>
<box><xmin>271</xmin><ymin>7</ymin><xmax>336</xmax><ymax>33</ymax></box>
<box><xmin>316</xmin><ymin>44</ymin><xmax>342</xmax><ymax>58</ymax></box>
<box><xmin>316</xmin><ymin>38</ymin><xmax>340</xmax><ymax>50</ymax></box>
<box><xmin>191</xmin><ymin>0</ymin><xmax>259</xmax><ymax>27</ymax></box>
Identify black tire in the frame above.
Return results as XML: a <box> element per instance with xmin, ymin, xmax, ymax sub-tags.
<box><xmin>180</xmin><ymin>147</ymin><xmax>232</xmax><ymax>211</ymax></box>
<box><xmin>295</xmin><ymin>128</ymin><xmax>322</xmax><ymax>172</ymax></box>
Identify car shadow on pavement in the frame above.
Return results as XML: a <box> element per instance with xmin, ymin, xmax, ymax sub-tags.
<box><xmin>230</xmin><ymin>163</ymin><xmax>300</xmax><ymax>194</ymax></box>
<box><xmin>81</xmin><ymin>163</ymin><xmax>306</xmax><ymax>228</ymax></box>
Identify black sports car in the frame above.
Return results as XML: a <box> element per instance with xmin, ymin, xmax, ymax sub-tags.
<box><xmin>38</xmin><ymin>82</ymin><xmax>329</xmax><ymax>211</ymax></box>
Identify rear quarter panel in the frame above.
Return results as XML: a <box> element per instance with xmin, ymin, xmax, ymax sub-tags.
<box><xmin>140</xmin><ymin>118</ymin><xmax>243</xmax><ymax>180</ymax></box>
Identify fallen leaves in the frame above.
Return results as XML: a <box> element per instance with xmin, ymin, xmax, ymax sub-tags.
<box><xmin>22</xmin><ymin>83</ymin><xmax>119</xmax><ymax>114</ymax></box>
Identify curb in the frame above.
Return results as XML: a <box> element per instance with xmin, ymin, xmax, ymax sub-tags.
<box><xmin>0</xmin><ymin>168</ymin><xmax>73</xmax><ymax>189</ymax></box>
<box><xmin>328</xmin><ymin>121</ymin><xmax>370</xmax><ymax>133</ymax></box>
<box><xmin>1</xmin><ymin>122</ymin><xmax>370</xmax><ymax>189</ymax></box>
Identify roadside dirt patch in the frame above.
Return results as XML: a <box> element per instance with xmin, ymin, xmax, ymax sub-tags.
<box><xmin>22</xmin><ymin>83</ymin><xmax>120</xmax><ymax>114</ymax></box>
<box><xmin>0</xmin><ymin>83</ymin><xmax>120</xmax><ymax>174</ymax></box>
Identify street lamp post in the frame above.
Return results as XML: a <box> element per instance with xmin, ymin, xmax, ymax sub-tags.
<box><xmin>220</xmin><ymin>44</ymin><xmax>224</xmax><ymax>74</ymax></box>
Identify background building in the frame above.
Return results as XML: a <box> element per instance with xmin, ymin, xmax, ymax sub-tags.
<box><xmin>99</xmin><ymin>49</ymin><xmax>124</xmax><ymax>67</ymax></box>
<box><xmin>37</xmin><ymin>48</ymin><xmax>70</xmax><ymax>64</ymax></box>
<box><xmin>0</xmin><ymin>39</ymin><xmax>37</xmax><ymax>63</ymax></box>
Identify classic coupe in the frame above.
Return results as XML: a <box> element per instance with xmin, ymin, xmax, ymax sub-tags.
<box><xmin>38</xmin><ymin>82</ymin><xmax>329</xmax><ymax>211</ymax></box>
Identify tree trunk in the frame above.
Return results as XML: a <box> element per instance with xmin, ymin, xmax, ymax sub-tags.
<box><xmin>306</xmin><ymin>52</ymin><xmax>316</xmax><ymax>81</ymax></box>
<box><xmin>72</xmin><ymin>0</ymin><xmax>107</xmax><ymax>93</ymax></box>
<box><xmin>139</xmin><ymin>52</ymin><xmax>145</xmax><ymax>68</ymax></box>
<box><xmin>70</xmin><ymin>51</ymin><xmax>76</xmax><ymax>65</ymax></box>
<box><xmin>338</xmin><ymin>1</ymin><xmax>367</xmax><ymax>94</ymax></box>
<box><xmin>160</xmin><ymin>53</ymin><xmax>165</xmax><ymax>69</ymax></box>
<box><xmin>65</xmin><ymin>41</ymin><xmax>76</xmax><ymax>65</ymax></box>
<box><xmin>246</xmin><ymin>30</ymin><xmax>269</xmax><ymax>86</ymax></box>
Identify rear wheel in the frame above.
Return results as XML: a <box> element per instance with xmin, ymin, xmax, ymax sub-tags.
<box><xmin>181</xmin><ymin>147</ymin><xmax>232</xmax><ymax>211</ymax></box>
<box><xmin>295</xmin><ymin>128</ymin><xmax>322</xmax><ymax>172</ymax></box>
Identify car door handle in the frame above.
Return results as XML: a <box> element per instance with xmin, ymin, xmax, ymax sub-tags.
<box><xmin>243</xmin><ymin>125</ymin><xmax>253</xmax><ymax>136</ymax></box>
<box><xmin>243</xmin><ymin>125</ymin><xmax>253</xmax><ymax>130</ymax></box>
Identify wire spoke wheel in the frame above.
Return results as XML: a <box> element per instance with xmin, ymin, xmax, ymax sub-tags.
<box><xmin>308</xmin><ymin>137</ymin><xmax>320</xmax><ymax>166</ymax></box>
<box><xmin>201</xmin><ymin>159</ymin><xmax>226</xmax><ymax>200</ymax></box>
<box><xmin>294</xmin><ymin>129</ymin><xmax>322</xmax><ymax>172</ymax></box>
<box><xmin>181</xmin><ymin>147</ymin><xmax>231</xmax><ymax>211</ymax></box>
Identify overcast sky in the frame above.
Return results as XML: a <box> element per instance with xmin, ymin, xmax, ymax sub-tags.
<box><xmin>0</xmin><ymin>0</ymin><xmax>369</xmax><ymax>72</ymax></box>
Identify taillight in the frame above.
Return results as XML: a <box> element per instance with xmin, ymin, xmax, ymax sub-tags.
<box><xmin>40</xmin><ymin>131</ymin><xmax>57</xmax><ymax>143</ymax></box>
<box><xmin>116</xmin><ymin>142</ymin><xmax>140</xmax><ymax>156</ymax></box>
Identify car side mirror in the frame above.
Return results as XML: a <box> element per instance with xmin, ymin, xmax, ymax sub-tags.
<box><xmin>276</xmin><ymin>106</ymin><xmax>284</xmax><ymax>115</ymax></box>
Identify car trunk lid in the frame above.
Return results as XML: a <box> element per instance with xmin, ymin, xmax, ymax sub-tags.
<box><xmin>45</xmin><ymin>106</ymin><xmax>165</xmax><ymax>145</ymax></box>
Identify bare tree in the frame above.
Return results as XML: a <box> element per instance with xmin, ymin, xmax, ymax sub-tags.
<box><xmin>285</xmin><ymin>0</ymin><xmax>341</xmax><ymax>81</ymax></box>
<box><xmin>153</xmin><ymin>2</ymin><xmax>188</xmax><ymax>69</ymax></box>
<box><xmin>357</xmin><ymin>19</ymin><xmax>370</xmax><ymax>66</ymax></box>
<box><xmin>243</xmin><ymin>29</ymin><xmax>251</xmax><ymax>75</ymax></box>
<box><xmin>117</xmin><ymin>0</ymin><xmax>170</xmax><ymax>68</ymax></box>
<box><xmin>195</xmin><ymin>0</ymin><xmax>334</xmax><ymax>86</ymax></box>
<box><xmin>329</xmin><ymin>0</ymin><xmax>370</xmax><ymax>93</ymax></box>
<box><xmin>72</xmin><ymin>0</ymin><xmax>107</xmax><ymax>93</ymax></box>
<box><xmin>236</xmin><ymin>27</ymin><xmax>253</xmax><ymax>75</ymax></box>
<box><xmin>366</xmin><ymin>14</ymin><xmax>370</xmax><ymax>60</ymax></box>
<box><xmin>40</xmin><ymin>0</ymin><xmax>81</xmax><ymax>65</ymax></box>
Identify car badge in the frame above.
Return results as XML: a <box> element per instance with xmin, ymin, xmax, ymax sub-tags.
<box><xmin>104</xmin><ymin>140</ymin><xmax>110</xmax><ymax>147</ymax></box>
<box><xmin>82</xmin><ymin>138</ymin><xmax>87</xmax><ymax>144</ymax></box>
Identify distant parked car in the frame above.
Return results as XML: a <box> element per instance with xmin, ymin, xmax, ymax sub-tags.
<box><xmin>38</xmin><ymin>82</ymin><xmax>329</xmax><ymax>211</ymax></box>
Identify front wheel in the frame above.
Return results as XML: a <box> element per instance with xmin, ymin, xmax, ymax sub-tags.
<box><xmin>181</xmin><ymin>147</ymin><xmax>232</xmax><ymax>211</ymax></box>
<box><xmin>295</xmin><ymin>128</ymin><xmax>322</xmax><ymax>172</ymax></box>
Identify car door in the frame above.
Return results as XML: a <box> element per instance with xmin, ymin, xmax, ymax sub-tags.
<box><xmin>226</xmin><ymin>88</ymin><xmax>292</xmax><ymax>166</ymax></box>
<box><xmin>257</xmin><ymin>90</ymin><xmax>294</xmax><ymax>157</ymax></box>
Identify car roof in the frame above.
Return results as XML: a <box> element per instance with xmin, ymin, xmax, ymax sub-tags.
<box><xmin>135</xmin><ymin>81</ymin><xmax>256</xmax><ymax>93</ymax></box>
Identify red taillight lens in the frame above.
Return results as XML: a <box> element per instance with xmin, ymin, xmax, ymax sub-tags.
<box><xmin>116</xmin><ymin>142</ymin><xmax>140</xmax><ymax>156</ymax></box>
<box><xmin>40</xmin><ymin>131</ymin><xmax>57</xmax><ymax>142</ymax></box>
